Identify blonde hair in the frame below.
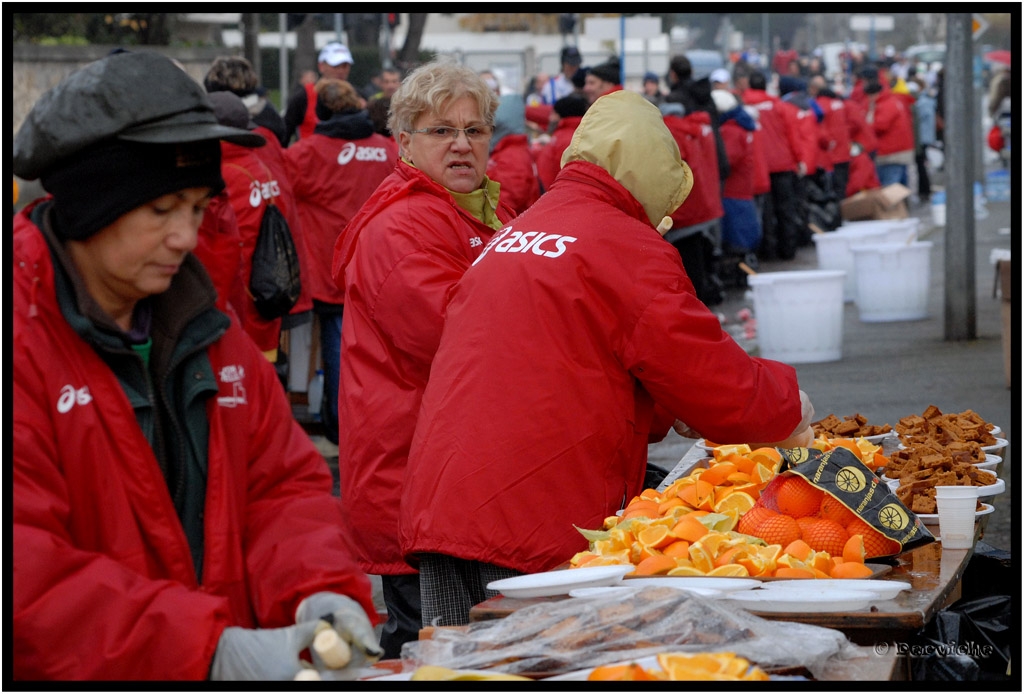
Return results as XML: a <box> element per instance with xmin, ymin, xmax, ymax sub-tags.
<box><xmin>315</xmin><ymin>78</ymin><xmax>362</xmax><ymax>113</ymax></box>
<box><xmin>387</xmin><ymin>57</ymin><xmax>498</xmax><ymax>137</ymax></box>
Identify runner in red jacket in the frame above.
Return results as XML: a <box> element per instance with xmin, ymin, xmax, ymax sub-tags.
<box><xmin>535</xmin><ymin>95</ymin><xmax>588</xmax><ymax>192</ymax></box>
<box><xmin>740</xmin><ymin>71</ymin><xmax>806</xmax><ymax>260</ymax></box>
<box><xmin>284</xmin><ymin>79</ymin><xmax>398</xmax><ymax>444</ymax></box>
<box><xmin>402</xmin><ymin>92</ymin><xmax>816</xmax><ymax>627</ymax></box>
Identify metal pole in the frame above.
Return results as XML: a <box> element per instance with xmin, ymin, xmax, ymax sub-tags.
<box><xmin>335</xmin><ymin>13</ymin><xmax>343</xmax><ymax>42</ymax></box>
<box><xmin>279</xmin><ymin>13</ymin><xmax>288</xmax><ymax>113</ymax></box>
<box><xmin>943</xmin><ymin>13</ymin><xmax>977</xmax><ymax>341</ymax></box>
<box><xmin>620</xmin><ymin>14</ymin><xmax>626</xmax><ymax>86</ymax></box>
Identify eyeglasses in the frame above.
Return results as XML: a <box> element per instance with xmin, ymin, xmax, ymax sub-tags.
<box><xmin>407</xmin><ymin>125</ymin><xmax>493</xmax><ymax>142</ymax></box>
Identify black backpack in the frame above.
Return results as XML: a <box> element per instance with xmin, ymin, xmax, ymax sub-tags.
<box><xmin>228</xmin><ymin>163</ymin><xmax>302</xmax><ymax>320</ymax></box>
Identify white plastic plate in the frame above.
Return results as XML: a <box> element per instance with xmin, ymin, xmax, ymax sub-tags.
<box><xmin>624</xmin><ymin>576</ymin><xmax>760</xmax><ymax>592</ymax></box>
<box><xmin>486</xmin><ymin>565</ymin><xmax>632</xmax><ymax>599</ymax></box>
<box><xmin>759</xmin><ymin>578</ymin><xmax>911</xmax><ymax>601</ymax></box>
<box><xmin>724</xmin><ymin>587</ymin><xmax>874</xmax><ymax>613</ymax></box>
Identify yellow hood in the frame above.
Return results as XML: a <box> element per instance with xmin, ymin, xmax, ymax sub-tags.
<box><xmin>561</xmin><ymin>90</ymin><xmax>693</xmax><ymax>229</ymax></box>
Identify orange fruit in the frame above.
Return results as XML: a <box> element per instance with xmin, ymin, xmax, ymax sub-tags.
<box><xmin>774</xmin><ymin>566</ymin><xmax>816</xmax><ymax>579</ymax></box>
<box><xmin>819</xmin><ymin>494</ymin><xmax>857</xmax><ymax>527</ymax></box>
<box><xmin>782</xmin><ymin>539</ymin><xmax>814</xmax><ymax>562</ymax></box>
<box><xmin>588</xmin><ymin>663</ymin><xmax>656</xmax><ymax>681</ymax></box>
<box><xmin>748</xmin><ymin>447</ymin><xmax>783</xmax><ymax>470</ymax></box>
<box><xmin>639</xmin><ymin>488</ymin><xmax>662</xmax><ymax>501</ymax></box>
<box><xmin>699</xmin><ymin>462</ymin><xmax>738</xmax><ymax>487</ymax></box>
<box><xmin>707</xmin><ymin>563</ymin><xmax>750</xmax><ymax>577</ymax></box>
<box><xmin>753</xmin><ymin>514</ymin><xmax>801</xmax><ymax>547</ymax></box>
<box><xmin>801</xmin><ymin>518</ymin><xmax>850</xmax><ymax>556</ymax></box>
<box><xmin>809</xmin><ymin>552</ymin><xmax>835</xmax><ymax>575</ymax></box>
<box><xmin>658</xmin><ymin>497</ymin><xmax>685</xmax><ymax>515</ymax></box>
<box><xmin>672</xmin><ymin>515</ymin><xmax>710</xmax><ymax>543</ymax></box>
<box><xmin>774</xmin><ymin>476</ymin><xmax>825</xmax><ymax>518</ymax></box>
<box><xmin>751</xmin><ymin>462</ymin><xmax>777</xmax><ymax>484</ymax></box>
<box><xmin>736</xmin><ymin>506</ymin><xmax>777</xmax><ymax>536</ymax></box>
<box><xmin>830</xmin><ymin>561</ymin><xmax>876</xmax><ymax>579</ymax></box>
<box><xmin>847</xmin><ymin>518</ymin><xmax>902</xmax><ymax>558</ymax></box>
<box><xmin>637</xmin><ymin>525</ymin><xmax>675</xmax><ymax>550</ymax></box>
<box><xmin>843</xmin><ymin>534</ymin><xmax>867</xmax><ymax>564</ymax></box>
<box><xmin>714</xmin><ymin>491</ymin><xmax>757</xmax><ymax>518</ymax></box>
<box><xmin>713</xmin><ymin>545</ymin><xmax>745</xmax><ymax>568</ymax></box>
<box><xmin>663</xmin><ymin>539</ymin><xmax>691</xmax><ymax>558</ymax></box>
<box><xmin>570</xmin><ymin>551</ymin><xmax>600</xmax><ymax>567</ymax></box>
<box><xmin>688</xmin><ymin>543</ymin><xmax>715</xmax><ymax>573</ymax></box>
<box><xmin>632</xmin><ymin>554</ymin><xmax>679</xmax><ymax>576</ymax></box>
<box><xmin>795</xmin><ymin>516</ymin><xmax>818</xmax><ymax>537</ymax></box>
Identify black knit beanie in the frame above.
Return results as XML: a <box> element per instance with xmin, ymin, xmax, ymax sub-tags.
<box><xmin>589</xmin><ymin>58</ymin><xmax>622</xmax><ymax>86</ymax></box>
<box><xmin>41</xmin><ymin>139</ymin><xmax>225</xmax><ymax>241</ymax></box>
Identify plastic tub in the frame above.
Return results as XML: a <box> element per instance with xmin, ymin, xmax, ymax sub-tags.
<box><xmin>850</xmin><ymin>241</ymin><xmax>933</xmax><ymax>322</ymax></box>
<box><xmin>813</xmin><ymin>227</ymin><xmax>914</xmax><ymax>302</ymax></box>
<box><xmin>747</xmin><ymin>269</ymin><xmax>845</xmax><ymax>363</ymax></box>
<box><xmin>837</xmin><ymin>218</ymin><xmax>920</xmax><ymax>239</ymax></box>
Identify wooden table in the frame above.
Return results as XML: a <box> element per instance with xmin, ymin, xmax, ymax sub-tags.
<box><xmin>467</xmin><ymin>442</ymin><xmax>978</xmax><ymax>681</ymax></box>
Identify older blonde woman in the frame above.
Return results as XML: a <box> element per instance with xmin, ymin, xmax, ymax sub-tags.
<box><xmin>330</xmin><ymin>58</ymin><xmax>516</xmax><ymax>659</ymax></box>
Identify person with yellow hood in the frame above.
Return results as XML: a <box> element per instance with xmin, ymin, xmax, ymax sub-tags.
<box><xmin>400</xmin><ymin>91</ymin><xmax>816</xmax><ymax>628</ymax></box>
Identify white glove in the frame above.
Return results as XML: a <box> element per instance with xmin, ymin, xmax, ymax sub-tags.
<box><xmin>209</xmin><ymin>621</ymin><xmax>318</xmax><ymax>681</ymax></box>
<box><xmin>295</xmin><ymin>592</ymin><xmax>383</xmax><ymax>679</ymax></box>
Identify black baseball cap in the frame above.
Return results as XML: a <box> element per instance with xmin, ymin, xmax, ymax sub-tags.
<box><xmin>561</xmin><ymin>46</ymin><xmax>582</xmax><ymax>66</ymax></box>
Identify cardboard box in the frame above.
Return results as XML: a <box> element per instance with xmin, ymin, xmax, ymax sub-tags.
<box><xmin>840</xmin><ymin>183</ymin><xmax>912</xmax><ymax>221</ymax></box>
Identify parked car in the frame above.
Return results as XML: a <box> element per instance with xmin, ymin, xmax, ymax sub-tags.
<box><xmin>904</xmin><ymin>43</ymin><xmax>945</xmax><ymax>75</ymax></box>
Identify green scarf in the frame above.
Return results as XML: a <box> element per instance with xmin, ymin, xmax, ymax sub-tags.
<box><xmin>404</xmin><ymin>157</ymin><xmax>504</xmax><ymax>230</ymax></box>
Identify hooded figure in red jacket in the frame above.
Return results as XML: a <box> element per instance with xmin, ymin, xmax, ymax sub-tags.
<box><xmin>331</xmin><ymin>59</ymin><xmax>516</xmax><ymax>659</ymax></box>
<box><xmin>12</xmin><ymin>51</ymin><xmax>380</xmax><ymax>682</ymax></box>
<box><xmin>401</xmin><ymin>91</ymin><xmax>817</xmax><ymax>627</ymax></box>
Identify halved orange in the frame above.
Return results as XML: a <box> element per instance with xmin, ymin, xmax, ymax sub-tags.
<box><xmin>637</xmin><ymin>524</ymin><xmax>675</xmax><ymax>550</ymax></box>
<box><xmin>672</xmin><ymin>515</ymin><xmax>710</xmax><ymax>544</ymax></box>
<box><xmin>699</xmin><ymin>462</ymin><xmax>738</xmax><ymax>487</ymax></box>
<box><xmin>830</xmin><ymin>561</ymin><xmax>875</xmax><ymax>579</ymax></box>
<box><xmin>774</xmin><ymin>566</ymin><xmax>816</xmax><ymax>579</ymax></box>
<box><xmin>782</xmin><ymin>539</ymin><xmax>814</xmax><ymax>562</ymax></box>
<box><xmin>842</xmin><ymin>534</ymin><xmax>867</xmax><ymax>564</ymax></box>
<box><xmin>663</xmin><ymin>539</ymin><xmax>691</xmax><ymax>558</ymax></box>
<box><xmin>632</xmin><ymin>554</ymin><xmax>679</xmax><ymax>576</ymax></box>
<box><xmin>708</xmin><ymin>563</ymin><xmax>750</xmax><ymax>577</ymax></box>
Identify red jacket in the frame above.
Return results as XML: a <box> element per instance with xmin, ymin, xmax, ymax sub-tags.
<box><xmin>664</xmin><ymin>111</ymin><xmax>724</xmax><ymax>228</ymax></box>
<box><xmin>845</xmin><ymin>98</ymin><xmax>878</xmax><ymax>154</ymax></box>
<box><xmin>284</xmin><ymin>128</ymin><xmax>397</xmax><ymax>304</ymax></box>
<box><xmin>400</xmin><ymin>161</ymin><xmax>803</xmax><ymax>574</ymax></box>
<box><xmin>741</xmin><ymin>89</ymin><xmax>804</xmax><ymax>174</ymax></box>
<box><xmin>535</xmin><ymin>115</ymin><xmax>583</xmax><ymax>192</ymax></box>
<box><xmin>193</xmin><ymin>190</ymin><xmax>243</xmax><ymax>313</ymax></box>
<box><xmin>298</xmin><ymin>82</ymin><xmax>318</xmax><ymax>141</ymax></box>
<box><xmin>816</xmin><ymin>95</ymin><xmax>852</xmax><ymax>166</ymax></box>
<box><xmin>12</xmin><ymin>207</ymin><xmax>375</xmax><ymax>680</ymax></box>
<box><xmin>331</xmin><ymin>161</ymin><xmax>515</xmax><ymax>575</ymax></box>
<box><xmin>720</xmin><ymin>119</ymin><xmax>756</xmax><ymax>200</ymax></box>
<box><xmin>846</xmin><ymin>150</ymin><xmax>882</xmax><ymax>196</ymax></box>
<box><xmin>255</xmin><ymin>133</ymin><xmax>314</xmax><ymax>315</ymax></box>
<box><xmin>870</xmin><ymin>93</ymin><xmax>915</xmax><ymax>156</ymax></box>
<box><xmin>487</xmin><ymin>133</ymin><xmax>541</xmax><ymax>216</ymax></box>
<box><xmin>748</xmin><ymin>117</ymin><xmax>772</xmax><ymax>195</ymax></box>
<box><xmin>221</xmin><ymin>144</ymin><xmax>287</xmax><ymax>352</ymax></box>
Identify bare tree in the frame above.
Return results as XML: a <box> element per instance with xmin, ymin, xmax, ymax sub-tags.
<box><xmin>396</xmin><ymin>13</ymin><xmax>428</xmax><ymax>70</ymax></box>
<box><xmin>294</xmin><ymin>14</ymin><xmax>319</xmax><ymax>84</ymax></box>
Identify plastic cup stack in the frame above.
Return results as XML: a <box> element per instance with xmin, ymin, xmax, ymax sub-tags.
<box><xmin>935</xmin><ymin>486</ymin><xmax>979</xmax><ymax>550</ymax></box>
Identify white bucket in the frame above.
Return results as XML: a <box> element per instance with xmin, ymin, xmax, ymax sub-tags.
<box><xmin>747</xmin><ymin>270</ymin><xmax>846</xmax><ymax>363</ymax></box>
<box><xmin>837</xmin><ymin>218</ymin><xmax>920</xmax><ymax>239</ymax></box>
<box><xmin>812</xmin><ymin>226</ymin><xmax>914</xmax><ymax>302</ymax></box>
<box><xmin>850</xmin><ymin>241</ymin><xmax>933</xmax><ymax>322</ymax></box>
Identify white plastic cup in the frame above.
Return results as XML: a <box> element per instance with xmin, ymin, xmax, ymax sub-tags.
<box><xmin>935</xmin><ymin>486</ymin><xmax>979</xmax><ymax>549</ymax></box>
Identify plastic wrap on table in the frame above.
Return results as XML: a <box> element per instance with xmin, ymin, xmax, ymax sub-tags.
<box><xmin>399</xmin><ymin>586</ymin><xmax>859</xmax><ymax>680</ymax></box>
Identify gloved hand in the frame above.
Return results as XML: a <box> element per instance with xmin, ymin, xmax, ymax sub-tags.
<box><xmin>750</xmin><ymin>390</ymin><xmax>816</xmax><ymax>449</ymax></box>
<box><xmin>295</xmin><ymin>592</ymin><xmax>383</xmax><ymax>679</ymax></box>
<box><xmin>672</xmin><ymin>420</ymin><xmax>703</xmax><ymax>440</ymax></box>
<box><xmin>209</xmin><ymin>621</ymin><xmax>319</xmax><ymax>681</ymax></box>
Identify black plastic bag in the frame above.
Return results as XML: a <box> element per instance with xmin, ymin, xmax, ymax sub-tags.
<box><xmin>249</xmin><ymin>202</ymin><xmax>301</xmax><ymax>320</ymax></box>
